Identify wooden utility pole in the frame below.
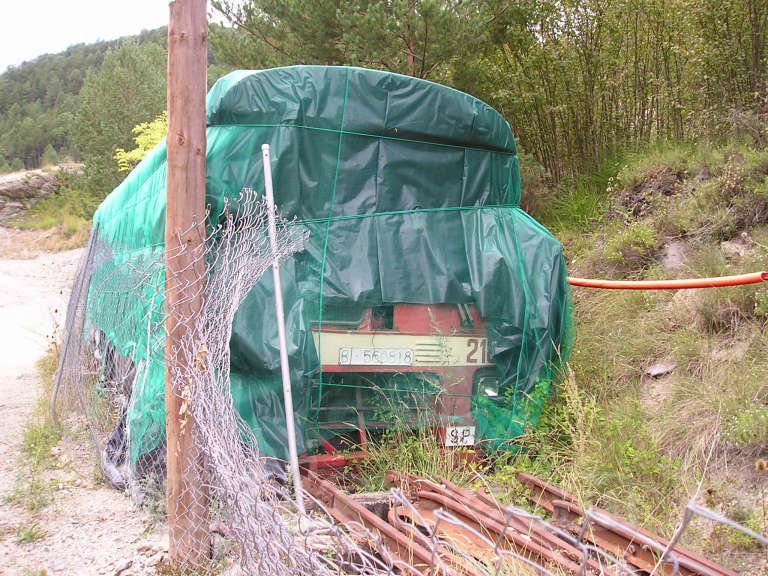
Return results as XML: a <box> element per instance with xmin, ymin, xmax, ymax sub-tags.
<box><xmin>165</xmin><ymin>0</ymin><xmax>208</xmax><ymax>566</ymax></box>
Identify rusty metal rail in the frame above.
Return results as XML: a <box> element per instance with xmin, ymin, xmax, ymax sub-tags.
<box><xmin>516</xmin><ymin>472</ymin><xmax>740</xmax><ymax>576</ymax></box>
<box><xmin>302</xmin><ymin>468</ymin><xmax>754</xmax><ymax>576</ymax></box>
<box><xmin>303</xmin><ymin>470</ymin><xmax>460</xmax><ymax>575</ymax></box>
<box><xmin>388</xmin><ymin>471</ymin><xmax>605</xmax><ymax>574</ymax></box>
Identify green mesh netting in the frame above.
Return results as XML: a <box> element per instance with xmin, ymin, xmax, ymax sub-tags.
<box><xmin>88</xmin><ymin>65</ymin><xmax>573</xmax><ymax>464</ymax></box>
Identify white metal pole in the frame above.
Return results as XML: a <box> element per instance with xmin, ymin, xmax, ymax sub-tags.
<box><xmin>261</xmin><ymin>143</ymin><xmax>305</xmax><ymax>514</ymax></box>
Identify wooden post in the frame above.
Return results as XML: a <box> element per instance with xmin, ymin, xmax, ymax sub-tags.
<box><xmin>165</xmin><ymin>0</ymin><xmax>208</xmax><ymax>566</ymax></box>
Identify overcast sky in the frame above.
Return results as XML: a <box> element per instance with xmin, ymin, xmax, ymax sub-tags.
<box><xmin>0</xmin><ymin>1</ymin><xmax>173</xmax><ymax>72</ymax></box>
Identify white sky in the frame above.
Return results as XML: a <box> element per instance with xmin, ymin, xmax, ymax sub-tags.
<box><xmin>0</xmin><ymin>1</ymin><xmax>173</xmax><ymax>72</ymax></box>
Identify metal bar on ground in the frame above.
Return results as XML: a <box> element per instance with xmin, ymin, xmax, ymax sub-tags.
<box><xmin>262</xmin><ymin>143</ymin><xmax>305</xmax><ymax>514</ymax></box>
<box><xmin>302</xmin><ymin>470</ymin><xmax>463</xmax><ymax>575</ymax></box>
<box><xmin>518</xmin><ymin>472</ymin><xmax>739</xmax><ymax>576</ymax></box>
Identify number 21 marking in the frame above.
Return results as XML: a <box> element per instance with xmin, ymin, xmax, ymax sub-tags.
<box><xmin>466</xmin><ymin>338</ymin><xmax>488</xmax><ymax>364</ymax></box>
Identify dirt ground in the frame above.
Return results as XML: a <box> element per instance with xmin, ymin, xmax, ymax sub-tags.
<box><xmin>0</xmin><ymin>228</ymin><xmax>166</xmax><ymax>576</ymax></box>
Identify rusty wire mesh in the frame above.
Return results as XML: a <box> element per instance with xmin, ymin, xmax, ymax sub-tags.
<box><xmin>52</xmin><ymin>188</ymin><xmax>768</xmax><ymax>575</ymax></box>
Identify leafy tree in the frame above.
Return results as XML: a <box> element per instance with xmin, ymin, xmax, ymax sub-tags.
<box><xmin>41</xmin><ymin>144</ymin><xmax>58</xmax><ymax>167</ymax></box>
<box><xmin>10</xmin><ymin>158</ymin><xmax>23</xmax><ymax>172</ymax></box>
<box><xmin>459</xmin><ymin>0</ymin><xmax>767</xmax><ymax>179</ymax></box>
<box><xmin>685</xmin><ymin>0</ymin><xmax>768</xmax><ymax>134</ymax></box>
<box><xmin>73</xmin><ymin>40</ymin><xmax>167</xmax><ymax>196</ymax></box>
<box><xmin>114</xmin><ymin>111</ymin><xmax>167</xmax><ymax>172</ymax></box>
<box><xmin>211</xmin><ymin>0</ymin><xmax>491</xmax><ymax>81</ymax></box>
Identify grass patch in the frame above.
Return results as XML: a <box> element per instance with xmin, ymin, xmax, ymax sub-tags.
<box><xmin>353</xmin><ymin>425</ymin><xmax>481</xmax><ymax>492</ymax></box>
<box><xmin>21</xmin><ymin>419</ymin><xmax>61</xmax><ymax>472</ymax></box>
<box><xmin>484</xmin><ymin>370</ymin><xmax>599</xmax><ymax>502</ymax></box>
<box><xmin>612</xmin><ymin>141</ymin><xmax>696</xmax><ymax>190</ymax></box>
<box><xmin>13</xmin><ymin>521</ymin><xmax>48</xmax><ymax>544</ymax></box>
<box><xmin>604</xmin><ymin>221</ymin><xmax>658</xmax><ymax>268</ymax></box>
<box><xmin>4</xmin><ymin>477</ymin><xmax>58</xmax><ymax>513</ymax></box>
<box><xmin>538</xmin><ymin>174</ymin><xmax>610</xmax><ymax>234</ymax></box>
<box><xmin>4</xmin><ymin>345</ymin><xmax>62</xmax><ymax>513</ymax></box>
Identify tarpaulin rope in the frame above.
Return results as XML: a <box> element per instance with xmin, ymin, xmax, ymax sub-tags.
<box><xmin>315</xmin><ymin>68</ymin><xmax>351</xmax><ymax>422</ymax></box>
<box><xmin>567</xmin><ymin>271</ymin><xmax>767</xmax><ymax>290</ymax></box>
<box><xmin>296</xmin><ymin>203</ymin><xmax>519</xmax><ymax>225</ymax></box>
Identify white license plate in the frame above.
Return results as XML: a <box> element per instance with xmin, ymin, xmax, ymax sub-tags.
<box><xmin>445</xmin><ymin>426</ymin><xmax>475</xmax><ymax>447</ymax></box>
<box><xmin>338</xmin><ymin>347</ymin><xmax>414</xmax><ymax>366</ymax></box>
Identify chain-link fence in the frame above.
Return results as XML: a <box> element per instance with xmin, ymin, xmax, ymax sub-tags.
<box><xmin>52</xmin><ymin>187</ymin><xmax>767</xmax><ymax>575</ymax></box>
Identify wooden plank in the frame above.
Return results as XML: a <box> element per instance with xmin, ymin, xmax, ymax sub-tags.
<box><xmin>165</xmin><ymin>0</ymin><xmax>208</xmax><ymax>567</ymax></box>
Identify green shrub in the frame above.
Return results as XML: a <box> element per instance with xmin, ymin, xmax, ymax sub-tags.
<box><xmin>604</xmin><ymin>222</ymin><xmax>658</xmax><ymax>267</ymax></box>
<box><xmin>612</xmin><ymin>141</ymin><xmax>692</xmax><ymax>190</ymax></box>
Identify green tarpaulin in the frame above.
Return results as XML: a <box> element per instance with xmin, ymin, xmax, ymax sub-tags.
<box><xmin>88</xmin><ymin>65</ymin><xmax>572</xmax><ymax>465</ymax></box>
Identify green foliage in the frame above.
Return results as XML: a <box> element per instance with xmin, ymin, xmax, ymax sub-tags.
<box><xmin>509</xmin><ymin>141</ymin><xmax>768</xmax><ymax>550</ymax></box>
<box><xmin>722</xmin><ymin>405</ymin><xmax>768</xmax><ymax>449</ymax></box>
<box><xmin>592</xmin><ymin>399</ymin><xmax>681</xmax><ymax>511</ymax></box>
<box><xmin>458</xmin><ymin>0</ymin><xmax>768</xmax><ymax>179</ymax></box>
<box><xmin>537</xmin><ymin>173</ymin><xmax>612</xmax><ymax>234</ymax></box>
<box><xmin>21</xmin><ymin>419</ymin><xmax>61</xmax><ymax>473</ymax></box>
<box><xmin>40</xmin><ymin>144</ymin><xmax>58</xmax><ymax>167</ymax></box>
<box><xmin>3</xmin><ymin>346</ymin><xmax>62</xmax><ymax>513</ymax></box>
<box><xmin>11</xmin><ymin>169</ymin><xmax>94</xmax><ymax>249</ymax></box>
<box><xmin>73</xmin><ymin>40</ymin><xmax>166</xmax><ymax>198</ymax></box>
<box><xmin>754</xmin><ymin>285</ymin><xmax>768</xmax><ymax>320</ymax></box>
<box><xmin>20</xmin><ymin>570</ymin><xmax>48</xmax><ymax>576</ymax></box>
<box><xmin>345</xmin><ymin>374</ymin><xmax>481</xmax><ymax>492</ymax></box>
<box><xmin>612</xmin><ymin>142</ymin><xmax>693</xmax><ymax>191</ymax></box>
<box><xmin>489</xmin><ymin>341</ymin><xmax>684</xmax><ymax>532</ymax></box>
<box><xmin>604</xmin><ymin>222</ymin><xmax>658</xmax><ymax>267</ymax></box>
<box><xmin>4</xmin><ymin>476</ymin><xmax>58</xmax><ymax>513</ymax></box>
<box><xmin>211</xmin><ymin>0</ymin><xmax>489</xmax><ymax>81</ymax></box>
<box><xmin>490</xmin><ymin>370</ymin><xmax>601</xmax><ymax>487</ymax></box>
<box><xmin>12</xmin><ymin>522</ymin><xmax>47</xmax><ymax>544</ymax></box>
<box><xmin>354</xmin><ymin>426</ymin><xmax>479</xmax><ymax>492</ymax></box>
<box><xmin>529</xmin><ymin>151</ymin><xmax>621</xmax><ymax>234</ymax></box>
<box><xmin>114</xmin><ymin>111</ymin><xmax>167</xmax><ymax>172</ymax></box>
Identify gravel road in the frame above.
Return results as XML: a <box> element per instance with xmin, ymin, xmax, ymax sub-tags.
<box><xmin>0</xmin><ymin>230</ymin><xmax>166</xmax><ymax>576</ymax></box>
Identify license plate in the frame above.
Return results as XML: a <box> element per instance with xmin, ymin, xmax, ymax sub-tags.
<box><xmin>445</xmin><ymin>426</ymin><xmax>475</xmax><ymax>447</ymax></box>
<box><xmin>338</xmin><ymin>347</ymin><xmax>414</xmax><ymax>366</ymax></box>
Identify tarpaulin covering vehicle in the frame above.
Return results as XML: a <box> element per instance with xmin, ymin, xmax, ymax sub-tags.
<box><xmin>86</xmin><ymin>65</ymin><xmax>572</xmax><ymax>469</ymax></box>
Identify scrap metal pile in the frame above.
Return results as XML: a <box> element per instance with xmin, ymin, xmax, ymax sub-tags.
<box><xmin>303</xmin><ymin>470</ymin><xmax>744</xmax><ymax>576</ymax></box>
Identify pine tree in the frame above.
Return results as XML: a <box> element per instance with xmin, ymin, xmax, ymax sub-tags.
<box><xmin>41</xmin><ymin>144</ymin><xmax>58</xmax><ymax>167</ymax></box>
<box><xmin>72</xmin><ymin>40</ymin><xmax>166</xmax><ymax>197</ymax></box>
<box><xmin>210</xmin><ymin>0</ymin><xmax>490</xmax><ymax>81</ymax></box>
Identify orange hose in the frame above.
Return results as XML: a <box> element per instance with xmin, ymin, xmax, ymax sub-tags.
<box><xmin>567</xmin><ymin>271</ymin><xmax>768</xmax><ymax>290</ymax></box>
